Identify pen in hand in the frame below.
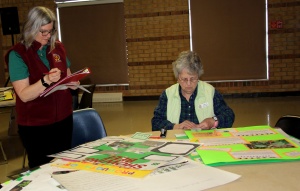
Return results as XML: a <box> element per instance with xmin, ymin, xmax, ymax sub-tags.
<box><xmin>43</xmin><ymin>71</ymin><xmax>64</xmax><ymax>75</ymax></box>
<box><xmin>43</xmin><ymin>71</ymin><xmax>57</xmax><ymax>75</ymax></box>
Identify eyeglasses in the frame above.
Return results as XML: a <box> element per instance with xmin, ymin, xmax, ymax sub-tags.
<box><xmin>39</xmin><ymin>28</ymin><xmax>56</xmax><ymax>36</ymax></box>
<box><xmin>178</xmin><ymin>77</ymin><xmax>198</xmax><ymax>84</ymax></box>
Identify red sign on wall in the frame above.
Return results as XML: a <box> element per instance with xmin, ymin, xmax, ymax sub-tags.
<box><xmin>271</xmin><ymin>20</ymin><xmax>283</xmax><ymax>29</ymax></box>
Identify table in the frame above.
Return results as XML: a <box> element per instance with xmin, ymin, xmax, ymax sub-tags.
<box><xmin>2</xmin><ymin>130</ymin><xmax>300</xmax><ymax>191</ymax></box>
<box><xmin>151</xmin><ymin>129</ymin><xmax>300</xmax><ymax>191</ymax></box>
<box><xmin>0</xmin><ymin>99</ymin><xmax>15</xmax><ymax>107</ymax></box>
<box><xmin>0</xmin><ymin>87</ymin><xmax>15</xmax><ymax>108</ymax></box>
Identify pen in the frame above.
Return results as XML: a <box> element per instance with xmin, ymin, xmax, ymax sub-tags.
<box><xmin>52</xmin><ymin>170</ymin><xmax>78</xmax><ymax>175</ymax></box>
<box><xmin>43</xmin><ymin>71</ymin><xmax>64</xmax><ymax>75</ymax></box>
<box><xmin>43</xmin><ymin>71</ymin><xmax>57</xmax><ymax>75</ymax></box>
<box><xmin>158</xmin><ymin>160</ymin><xmax>189</xmax><ymax>168</ymax></box>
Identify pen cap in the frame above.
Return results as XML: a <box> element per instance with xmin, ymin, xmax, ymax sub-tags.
<box><xmin>160</xmin><ymin>127</ymin><xmax>167</xmax><ymax>137</ymax></box>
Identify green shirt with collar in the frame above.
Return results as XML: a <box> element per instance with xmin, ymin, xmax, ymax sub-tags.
<box><xmin>8</xmin><ymin>45</ymin><xmax>71</xmax><ymax>82</ymax></box>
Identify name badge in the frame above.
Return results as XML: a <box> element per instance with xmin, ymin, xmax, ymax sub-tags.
<box><xmin>199</xmin><ymin>102</ymin><xmax>209</xmax><ymax>109</ymax></box>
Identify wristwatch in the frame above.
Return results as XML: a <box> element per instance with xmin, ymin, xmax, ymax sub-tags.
<box><xmin>212</xmin><ymin>116</ymin><xmax>218</xmax><ymax>128</ymax></box>
<box><xmin>212</xmin><ymin>116</ymin><xmax>218</xmax><ymax>122</ymax></box>
<box><xmin>41</xmin><ymin>77</ymin><xmax>49</xmax><ymax>87</ymax></box>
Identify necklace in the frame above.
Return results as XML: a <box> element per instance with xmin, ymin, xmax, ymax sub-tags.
<box><xmin>38</xmin><ymin>50</ymin><xmax>43</xmax><ymax>57</ymax></box>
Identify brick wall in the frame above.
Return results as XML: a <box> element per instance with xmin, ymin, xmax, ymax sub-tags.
<box><xmin>125</xmin><ymin>0</ymin><xmax>190</xmax><ymax>96</ymax></box>
<box><xmin>267</xmin><ymin>1</ymin><xmax>300</xmax><ymax>94</ymax></box>
<box><xmin>1</xmin><ymin>0</ymin><xmax>299</xmax><ymax>97</ymax></box>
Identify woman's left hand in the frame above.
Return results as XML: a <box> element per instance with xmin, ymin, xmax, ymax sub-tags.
<box><xmin>195</xmin><ymin>118</ymin><xmax>215</xmax><ymax>130</ymax></box>
<box><xmin>66</xmin><ymin>81</ymin><xmax>80</xmax><ymax>90</ymax></box>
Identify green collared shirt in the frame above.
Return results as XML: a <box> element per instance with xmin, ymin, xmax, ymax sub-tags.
<box><xmin>8</xmin><ymin>45</ymin><xmax>71</xmax><ymax>82</ymax></box>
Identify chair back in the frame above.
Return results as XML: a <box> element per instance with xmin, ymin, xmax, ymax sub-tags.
<box><xmin>78</xmin><ymin>84</ymin><xmax>96</xmax><ymax>110</ymax></box>
<box><xmin>275</xmin><ymin>115</ymin><xmax>300</xmax><ymax>139</ymax></box>
<box><xmin>72</xmin><ymin>108</ymin><xmax>107</xmax><ymax>148</ymax></box>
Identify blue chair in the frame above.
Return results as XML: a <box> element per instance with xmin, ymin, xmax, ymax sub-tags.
<box><xmin>72</xmin><ymin>108</ymin><xmax>107</xmax><ymax>148</ymax></box>
<box><xmin>275</xmin><ymin>115</ymin><xmax>300</xmax><ymax>139</ymax></box>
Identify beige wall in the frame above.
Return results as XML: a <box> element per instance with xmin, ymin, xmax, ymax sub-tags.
<box><xmin>1</xmin><ymin>0</ymin><xmax>299</xmax><ymax>97</ymax></box>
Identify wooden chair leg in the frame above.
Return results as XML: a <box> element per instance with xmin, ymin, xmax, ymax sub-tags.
<box><xmin>0</xmin><ymin>141</ymin><xmax>8</xmax><ymax>164</ymax></box>
<box><xmin>22</xmin><ymin>149</ymin><xmax>27</xmax><ymax>169</ymax></box>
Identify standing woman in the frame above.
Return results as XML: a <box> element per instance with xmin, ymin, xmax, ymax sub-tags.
<box><xmin>5</xmin><ymin>6</ymin><xmax>78</xmax><ymax>168</ymax></box>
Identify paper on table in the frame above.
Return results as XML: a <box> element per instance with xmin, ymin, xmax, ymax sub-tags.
<box><xmin>48</xmin><ymin>137</ymin><xmax>201</xmax><ymax>172</ymax></box>
<box><xmin>138</xmin><ymin>159</ymin><xmax>241</xmax><ymax>191</ymax></box>
<box><xmin>52</xmin><ymin>158</ymin><xmax>240</xmax><ymax>191</ymax></box>
<box><xmin>275</xmin><ymin>128</ymin><xmax>300</xmax><ymax>146</ymax></box>
<box><xmin>52</xmin><ymin>171</ymin><xmax>140</xmax><ymax>191</ymax></box>
<box><xmin>0</xmin><ymin>163</ymin><xmax>69</xmax><ymax>191</ymax></box>
<box><xmin>193</xmin><ymin>126</ymin><xmax>300</xmax><ymax>166</ymax></box>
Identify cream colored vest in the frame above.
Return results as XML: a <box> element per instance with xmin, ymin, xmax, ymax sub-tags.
<box><xmin>166</xmin><ymin>81</ymin><xmax>215</xmax><ymax>124</ymax></box>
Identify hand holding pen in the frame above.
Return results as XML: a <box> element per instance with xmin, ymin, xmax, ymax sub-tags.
<box><xmin>43</xmin><ymin>68</ymin><xmax>62</xmax><ymax>83</ymax></box>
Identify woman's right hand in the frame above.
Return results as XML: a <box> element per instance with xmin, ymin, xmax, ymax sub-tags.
<box><xmin>44</xmin><ymin>68</ymin><xmax>62</xmax><ymax>84</ymax></box>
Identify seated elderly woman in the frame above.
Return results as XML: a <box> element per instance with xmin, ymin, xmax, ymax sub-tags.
<box><xmin>151</xmin><ymin>50</ymin><xmax>235</xmax><ymax>131</ymax></box>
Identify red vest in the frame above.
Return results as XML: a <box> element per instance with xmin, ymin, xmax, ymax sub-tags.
<box><xmin>5</xmin><ymin>41</ymin><xmax>72</xmax><ymax>126</ymax></box>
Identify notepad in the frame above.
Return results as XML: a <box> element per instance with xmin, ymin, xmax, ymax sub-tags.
<box><xmin>40</xmin><ymin>67</ymin><xmax>91</xmax><ymax>97</ymax></box>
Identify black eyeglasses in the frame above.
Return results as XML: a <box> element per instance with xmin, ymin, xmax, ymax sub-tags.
<box><xmin>39</xmin><ymin>28</ymin><xmax>56</xmax><ymax>36</ymax></box>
